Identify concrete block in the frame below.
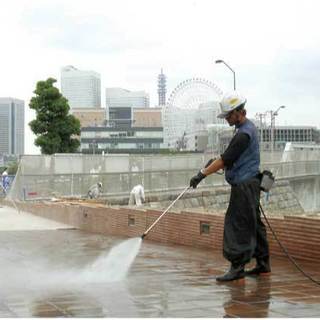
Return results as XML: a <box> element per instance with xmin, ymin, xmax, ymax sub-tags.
<box><xmin>202</xmin><ymin>197</ymin><xmax>209</xmax><ymax>207</ymax></box>
<box><xmin>190</xmin><ymin>198</ymin><xmax>200</xmax><ymax>207</ymax></box>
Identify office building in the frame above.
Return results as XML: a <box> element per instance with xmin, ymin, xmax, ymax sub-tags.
<box><xmin>80</xmin><ymin>126</ymin><xmax>165</xmax><ymax>153</ymax></box>
<box><xmin>106</xmin><ymin>106</ymin><xmax>132</xmax><ymax>128</ymax></box>
<box><xmin>258</xmin><ymin>126</ymin><xmax>320</xmax><ymax>151</ymax></box>
<box><xmin>80</xmin><ymin>106</ymin><xmax>165</xmax><ymax>153</ymax></box>
<box><xmin>0</xmin><ymin>98</ymin><xmax>25</xmax><ymax>155</ymax></box>
<box><xmin>133</xmin><ymin>108</ymin><xmax>162</xmax><ymax>127</ymax></box>
<box><xmin>105</xmin><ymin>88</ymin><xmax>149</xmax><ymax>109</ymax></box>
<box><xmin>71</xmin><ymin>108</ymin><xmax>106</xmax><ymax>127</ymax></box>
<box><xmin>61</xmin><ymin>65</ymin><xmax>101</xmax><ymax>109</ymax></box>
<box><xmin>105</xmin><ymin>88</ymin><xmax>150</xmax><ymax>128</ymax></box>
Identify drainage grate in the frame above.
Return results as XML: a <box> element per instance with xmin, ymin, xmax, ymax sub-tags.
<box><xmin>200</xmin><ymin>221</ymin><xmax>210</xmax><ymax>235</ymax></box>
<box><xmin>128</xmin><ymin>215</ymin><xmax>135</xmax><ymax>226</ymax></box>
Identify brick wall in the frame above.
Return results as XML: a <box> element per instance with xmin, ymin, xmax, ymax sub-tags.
<box><xmin>14</xmin><ymin>200</ymin><xmax>320</xmax><ymax>262</ymax></box>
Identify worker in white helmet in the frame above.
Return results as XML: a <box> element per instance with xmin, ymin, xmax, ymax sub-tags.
<box><xmin>128</xmin><ymin>184</ymin><xmax>145</xmax><ymax>206</ymax></box>
<box><xmin>190</xmin><ymin>91</ymin><xmax>270</xmax><ymax>282</ymax></box>
<box><xmin>87</xmin><ymin>182</ymin><xmax>103</xmax><ymax>199</ymax></box>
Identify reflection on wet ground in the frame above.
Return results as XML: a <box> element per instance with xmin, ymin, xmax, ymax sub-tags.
<box><xmin>0</xmin><ymin>229</ymin><xmax>320</xmax><ymax>317</ymax></box>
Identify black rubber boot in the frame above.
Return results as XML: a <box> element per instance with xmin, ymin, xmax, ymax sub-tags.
<box><xmin>246</xmin><ymin>258</ymin><xmax>271</xmax><ymax>276</ymax></box>
<box><xmin>216</xmin><ymin>264</ymin><xmax>245</xmax><ymax>282</ymax></box>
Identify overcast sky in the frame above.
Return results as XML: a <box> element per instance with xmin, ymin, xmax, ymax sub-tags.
<box><xmin>1</xmin><ymin>0</ymin><xmax>320</xmax><ymax>154</ymax></box>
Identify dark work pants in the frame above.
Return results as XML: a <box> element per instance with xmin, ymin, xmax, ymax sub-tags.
<box><xmin>223</xmin><ymin>177</ymin><xmax>269</xmax><ymax>266</ymax></box>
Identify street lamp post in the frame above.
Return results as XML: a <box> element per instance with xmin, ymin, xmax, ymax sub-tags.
<box><xmin>215</xmin><ymin>59</ymin><xmax>236</xmax><ymax>90</ymax></box>
<box><xmin>269</xmin><ymin>106</ymin><xmax>286</xmax><ymax>154</ymax></box>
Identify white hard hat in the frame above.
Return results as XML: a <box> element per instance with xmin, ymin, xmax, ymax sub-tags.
<box><xmin>217</xmin><ymin>91</ymin><xmax>247</xmax><ymax>119</ymax></box>
<box><xmin>98</xmin><ymin>182</ymin><xmax>102</xmax><ymax>187</ymax></box>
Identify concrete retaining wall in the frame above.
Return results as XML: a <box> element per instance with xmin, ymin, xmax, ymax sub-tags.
<box><xmin>106</xmin><ymin>180</ymin><xmax>304</xmax><ymax>216</ymax></box>
<box><xmin>289</xmin><ymin>176</ymin><xmax>320</xmax><ymax>212</ymax></box>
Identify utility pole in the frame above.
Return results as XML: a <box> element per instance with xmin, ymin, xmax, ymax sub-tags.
<box><xmin>267</xmin><ymin>106</ymin><xmax>286</xmax><ymax>154</ymax></box>
<box><xmin>255</xmin><ymin>112</ymin><xmax>267</xmax><ymax>145</ymax></box>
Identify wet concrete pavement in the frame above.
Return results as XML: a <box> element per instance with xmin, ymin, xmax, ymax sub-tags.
<box><xmin>0</xmin><ymin>207</ymin><xmax>320</xmax><ymax>317</ymax></box>
<box><xmin>0</xmin><ymin>205</ymin><xmax>71</xmax><ymax>231</ymax></box>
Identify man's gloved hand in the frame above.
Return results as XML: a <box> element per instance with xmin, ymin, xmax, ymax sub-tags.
<box><xmin>189</xmin><ymin>170</ymin><xmax>206</xmax><ymax>189</ymax></box>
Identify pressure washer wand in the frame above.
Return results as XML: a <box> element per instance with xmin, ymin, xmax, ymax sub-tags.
<box><xmin>141</xmin><ymin>186</ymin><xmax>190</xmax><ymax>239</ymax></box>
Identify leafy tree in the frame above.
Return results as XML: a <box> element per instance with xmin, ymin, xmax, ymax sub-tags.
<box><xmin>29</xmin><ymin>78</ymin><xmax>81</xmax><ymax>154</ymax></box>
<box><xmin>8</xmin><ymin>162</ymin><xmax>18</xmax><ymax>174</ymax></box>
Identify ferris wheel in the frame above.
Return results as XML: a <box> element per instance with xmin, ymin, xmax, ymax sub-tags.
<box><xmin>167</xmin><ymin>78</ymin><xmax>223</xmax><ymax>109</ymax></box>
<box><xmin>163</xmin><ymin>78</ymin><xmax>223</xmax><ymax>148</ymax></box>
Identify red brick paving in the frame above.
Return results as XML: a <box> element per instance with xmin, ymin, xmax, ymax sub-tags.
<box><xmin>0</xmin><ymin>229</ymin><xmax>319</xmax><ymax>317</ymax></box>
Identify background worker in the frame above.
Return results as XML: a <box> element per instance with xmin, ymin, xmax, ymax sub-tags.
<box><xmin>128</xmin><ymin>184</ymin><xmax>145</xmax><ymax>206</ymax></box>
<box><xmin>1</xmin><ymin>168</ymin><xmax>9</xmax><ymax>194</ymax></box>
<box><xmin>189</xmin><ymin>91</ymin><xmax>270</xmax><ymax>282</ymax></box>
<box><xmin>87</xmin><ymin>182</ymin><xmax>103</xmax><ymax>199</ymax></box>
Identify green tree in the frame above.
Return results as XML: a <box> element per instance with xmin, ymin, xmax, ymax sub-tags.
<box><xmin>29</xmin><ymin>78</ymin><xmax>81</xmax><ymax>154</ymax></box>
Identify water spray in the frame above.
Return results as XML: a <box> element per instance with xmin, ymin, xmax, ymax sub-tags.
<box><xmin>141</xmin><ymin>186</ymin><xmax>190</xmax><ymax>239</ymax></box>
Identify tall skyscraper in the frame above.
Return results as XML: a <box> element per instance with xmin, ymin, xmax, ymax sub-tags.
<box><xmin>61</xmin><ymin>65</ymin><xmax>101</xmax><ymax>109</ymax></box>
<box><xmin>0</xmin><ymin>98</ymin><xmax>25</xmax><ymax>155</ymax></box>
<box><xmin>157</xmin><ymin>68</ymin><xmax>167</xmax><ymax>106</ymax></box>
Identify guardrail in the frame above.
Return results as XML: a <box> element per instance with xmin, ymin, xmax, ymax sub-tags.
<box><xmin>8</xmin><ymin>159</ymin><xmax>320</xmax><ymax>201</ymax></box>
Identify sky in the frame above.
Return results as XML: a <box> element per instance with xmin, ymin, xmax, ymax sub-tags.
<box><xmin>1</xmin><ymin>0</ymin><xmax>320</xmax><ymax>154</ymax></box>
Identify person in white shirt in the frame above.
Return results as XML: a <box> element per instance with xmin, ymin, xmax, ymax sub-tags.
<box><xmin>1</xmin><ymin>168</ymin><xmax>9</xmax><ymax>193</ymax></box>
<box><xmin>87</xmin><ymin>182</ymin><xmax>103</xmax><ymax>199</ymax></box>
<box><xmin>128</xmin><ymin>184</ymin><xmax>145</xmax><ymax>206</ymax></box>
